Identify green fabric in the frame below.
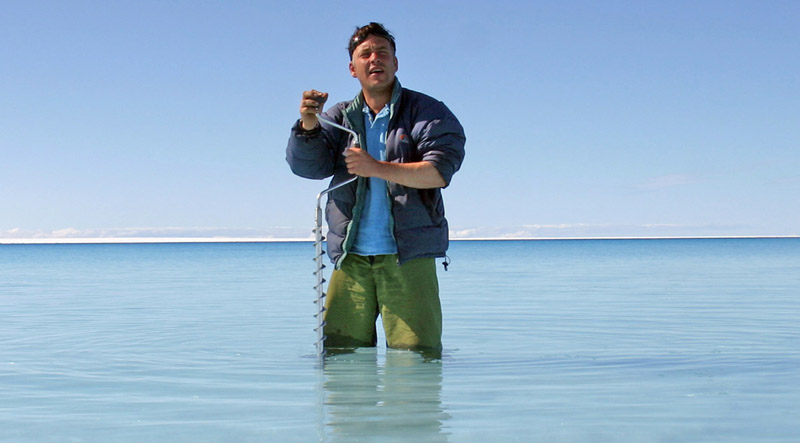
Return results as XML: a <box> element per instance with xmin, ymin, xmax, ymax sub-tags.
<box><xmin>324</xmin><ymin>254</ymin><xmax>442</xmax><ymax>352</ymax></box>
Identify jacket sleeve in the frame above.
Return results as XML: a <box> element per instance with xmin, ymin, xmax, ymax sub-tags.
<box><xmin>285</xmin><ymin>108</ymin><xmax>345</xmax><ymax>180</ymax></box>
<box><xmin>415</xmin><ymin>102</ymin><xmax>466</xmax><ymax>188</ymax></box>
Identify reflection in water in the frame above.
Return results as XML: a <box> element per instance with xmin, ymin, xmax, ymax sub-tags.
<box><xmin>320</xmin><ymin>349</ymin><xmax>450</xmax><ymax>442</ymax></box>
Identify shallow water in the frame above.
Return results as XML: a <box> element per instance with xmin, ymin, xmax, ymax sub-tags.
<box><xmin>1</xmin><ymin>239</ymin><xmax>799</xmax><ymax>441</ymax></box>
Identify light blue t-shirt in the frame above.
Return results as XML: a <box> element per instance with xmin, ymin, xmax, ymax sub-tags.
<box><xmin>351</xmin><ymin>104</ymin><xmax>398</xmax><ymax>256</ymax></box>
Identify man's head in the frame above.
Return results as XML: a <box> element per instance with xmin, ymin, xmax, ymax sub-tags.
<box><xmin>348</xmin><ymin>22</ymin><xmax>396</xmax><ymax>60</ymax></box>
<box><xmin>348</xmin><ymin>23</ymin><xmax>398</xmax><ymax>95</ymax></box>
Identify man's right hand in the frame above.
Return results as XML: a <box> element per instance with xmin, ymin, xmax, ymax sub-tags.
<box><xmin>299</xmin><ymin>90</ymin><xmax>329</xmax><ymax>130</ymax></box>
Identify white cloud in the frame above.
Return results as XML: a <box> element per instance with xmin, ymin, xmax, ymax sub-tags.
<box><xmin>51</xmin><ymin>228</ymin><xmax>82</xmax><ymax>237</ymax></box>
<box><xmin>450</xmin><ymin>224</ymin><xmax>607</xmax><ymax>239</ymax></box>
<box><xmin>4</xmin><ymin>222</ymin><xmax>793</xmax><ymax>244</ymax></box>
<box><xmin>448</xmin><ymin>222</ymin><xmax>777</xmax><ymax>239</ymax></box>
<box><xmin>0</xmin><ymin>227</ymin><xmax>315</xmax><ymax>241</ymax></box>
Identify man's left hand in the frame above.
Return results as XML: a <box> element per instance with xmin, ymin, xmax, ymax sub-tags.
<box><xmin>344</xmin><ymin>147</ymin><xmax>382</xmax><ymax>178</ymax></box>
<box><xmin>344</xmin><ymin>149</ymin><xmax>446</xmax><ymax>189</ymax></box>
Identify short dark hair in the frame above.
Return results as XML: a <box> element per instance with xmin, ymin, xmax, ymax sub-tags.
<box><xmin>348</xmin><ymin>22</ymin><xmax>396</xmax><ymax>59</ymax></box>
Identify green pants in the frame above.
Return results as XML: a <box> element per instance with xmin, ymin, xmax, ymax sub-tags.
<box><xmin>324</xmin><ymin>254</ymin><xmax>442</xmax><ymax>352</ymax></box>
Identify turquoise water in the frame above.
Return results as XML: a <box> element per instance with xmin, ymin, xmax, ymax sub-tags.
<box><xmin>1</xmin><ymin>239</ymin><xmax>799</xmax><ymax>441</ymax></box>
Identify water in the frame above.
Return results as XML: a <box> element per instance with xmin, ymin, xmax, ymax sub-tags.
<box><xmin>1</xmin><ymin>239</ymin><xmax>798</xmax><ymax>442</ymax></box>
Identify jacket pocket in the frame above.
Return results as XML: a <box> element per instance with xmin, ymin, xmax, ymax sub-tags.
<box><xmin>391</xmin><ymin>188</ymin><xmax>443</xmax><ymax>230</ymax></box>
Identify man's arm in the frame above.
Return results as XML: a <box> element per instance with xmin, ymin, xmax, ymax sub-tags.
<box><xmin>286</xmin><ymin>89</ymin><xmax>339</xmax><ymax>180</ymax></box>
<box><xmin>411</xmin><ymin>100</ymin><xmax>466</xmax><ymax>189</ymax></box>
<box><xmin>343</xmin><ymin>147</ymin><xmax>445</xmax><ymax>189</ymax></box>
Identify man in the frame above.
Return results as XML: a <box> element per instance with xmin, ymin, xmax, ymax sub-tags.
<box><xmin>286</xmin><ymin>23</ymin><xmax>465</xmax><ymax>354</ymax></box>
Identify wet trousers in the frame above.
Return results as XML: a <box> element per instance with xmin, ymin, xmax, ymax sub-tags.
<box><xmin>323</xmin><ymin>254</ymin><xmax>442</xmax><ymax>352</ymax></box>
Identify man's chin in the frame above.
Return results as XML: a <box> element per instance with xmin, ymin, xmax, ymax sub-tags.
<box><xmin>361</xmin><ymin>77</ymin><xmax>395</xmax><ymax>92</ymax></box>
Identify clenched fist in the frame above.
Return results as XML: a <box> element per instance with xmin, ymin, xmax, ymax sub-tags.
<box><xmin>299</xmin><ymin>90</ymin><xmax>328</xmax><ymax>130</ymax></box>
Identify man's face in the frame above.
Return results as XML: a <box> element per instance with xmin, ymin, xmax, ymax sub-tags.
<box><xmin>349</xmin><ymin>34</ymin><xmax>398</xmax><ymax>93</ymax></box>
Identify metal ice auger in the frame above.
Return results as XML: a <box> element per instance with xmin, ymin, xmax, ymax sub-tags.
<box><xmin>312</xmin><ymin>113</ymin><xmax>358</xmax><ymax>357</ymax></box>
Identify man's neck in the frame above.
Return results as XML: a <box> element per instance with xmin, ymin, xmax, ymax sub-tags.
<box><xmin>362</xmin><ymin>83</ymin><xmax>394</xmax><ymax>115</ymax></box>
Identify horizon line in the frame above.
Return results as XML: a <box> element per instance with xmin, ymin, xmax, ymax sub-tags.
<box><xmin>1</xmin><ymin>235</ymin><xmax>798</xmax><ymax>245</ymax></box>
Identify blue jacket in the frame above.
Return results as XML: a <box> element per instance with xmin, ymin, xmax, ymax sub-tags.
<box><xmin>286</xmin><ymin>81</ymin><xmax>466</xmax><ymax>266</ymax></box>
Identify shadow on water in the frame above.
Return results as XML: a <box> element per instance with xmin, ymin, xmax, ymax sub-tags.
<box><xmin>319</xmin><ymin>348</ymin><xmax>450</xmax><ymax>442</ymax></box>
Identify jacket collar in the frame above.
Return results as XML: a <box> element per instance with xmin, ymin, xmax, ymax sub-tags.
<box><xmin>344</xmin><ymin>79</ymin><xmax>402</xmax><ymax>132</ymax></box>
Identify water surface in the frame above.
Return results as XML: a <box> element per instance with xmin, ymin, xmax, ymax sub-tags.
<box><xmin>1</xmin><ymin>239</ymin><xmax>798</xmax><ymax>441</ymax></box>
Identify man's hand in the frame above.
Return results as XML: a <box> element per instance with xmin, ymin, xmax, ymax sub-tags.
<box><xmin>344</xmin><ymin>147</ymin><xmax>446</xmax><ymax>189</ymax></box>
<box><xmin>344</xmin><ymin>147</ymin><xmax>381</xmax><ymax>177</ymax></box>
<box><xmin>299</xmin><ymin>90</ymin><xmax>328</xmax><ymax>130</ymax></box>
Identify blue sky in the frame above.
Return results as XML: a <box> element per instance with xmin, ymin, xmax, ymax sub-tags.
<box><xmin>2</xmin><ymin>0</ymin><xmax>798</xmax><ymax>240</ymax></box>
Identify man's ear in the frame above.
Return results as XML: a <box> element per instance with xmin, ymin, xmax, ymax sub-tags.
<box><xmin>349</xmin><ymin>61</ymin><xmax>357</xmax><ymax>78</ymax></box>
